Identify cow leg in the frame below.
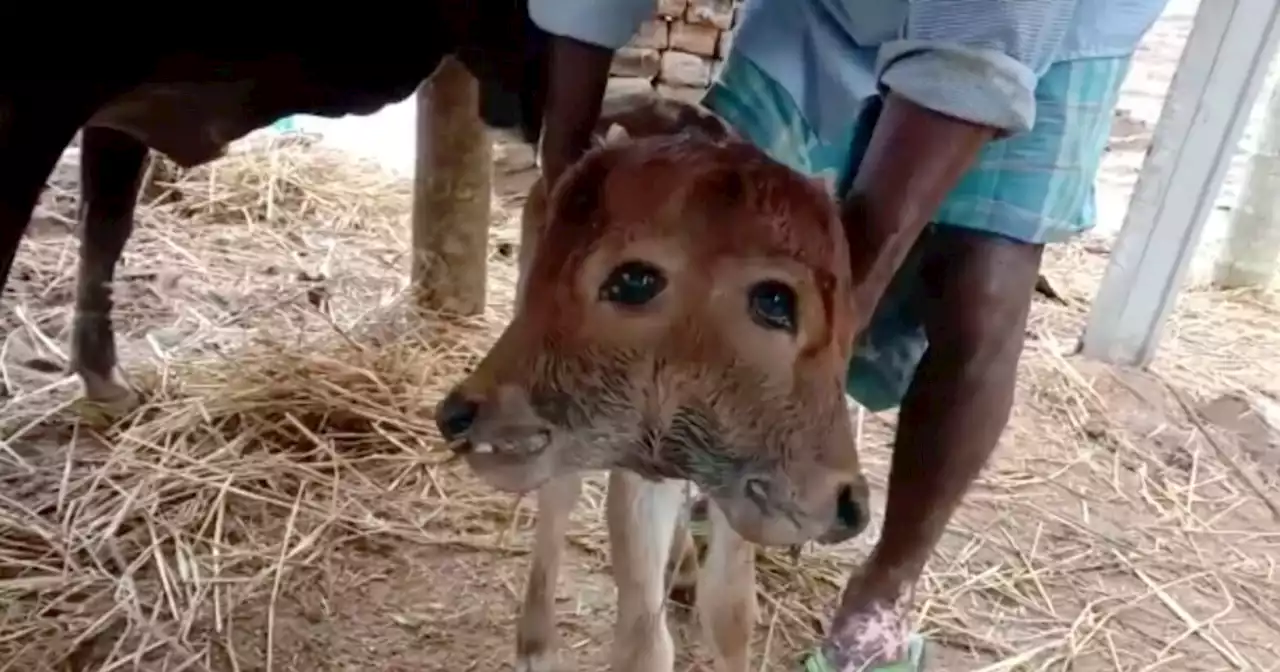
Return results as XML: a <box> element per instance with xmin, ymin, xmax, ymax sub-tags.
<box><xmin>824</xmin><ymin>227</ymin><xmax>1043</xmax><ymax>667</ymax></box>
<box><xmin>515</xmin><ymin>474</ymin><xmax>583</xmax><ymax>672</ymax></box>
<box><xmin>0</xmin><ymin>108</ymin><xmax>86</xmax><ymax>302</ymax></box>
<box><xmin>607</xmin><ymin>470</ymin><xmax>685</xmax><ymax>672</ymax></box>
<box><xmin>695</xmin><ymin>500</ymin><xmax>756</xmax><ymax>672</ymax></box>
<box><xmin>68</xmin><ymin>126</ymin><xmax>148</xmax><ymax>410</ymax></box>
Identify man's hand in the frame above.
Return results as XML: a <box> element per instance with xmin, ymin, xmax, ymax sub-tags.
<box><xmin>841</xmin><ymin>93</ymin><xmax>997</xmax><ymax>325</ymax></box>
<box><xmin>538</xmin><ymin>35</ymin><xmax>616</xmax><ymax>190</ymax></box>
<box><xmin>527</xmin><ymin>0</ymin><xmax>655</xmax><ymax>186</ymax></box>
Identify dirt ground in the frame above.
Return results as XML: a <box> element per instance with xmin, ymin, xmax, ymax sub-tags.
<box><xmin>3</xmin><ymin>5</ymin><xmax>1280</xmax><ymax>671</ymax></box>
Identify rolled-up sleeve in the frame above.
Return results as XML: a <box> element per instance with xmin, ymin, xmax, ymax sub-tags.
<box><xmin>529</xmin><ymin>0</ymin><xmax>657</xmax><ymax>50</ymax></box>
<box><xmin>876</xmin><ymin>0</ymin><xmax>1080</xmax><ymax>134</ymax></box>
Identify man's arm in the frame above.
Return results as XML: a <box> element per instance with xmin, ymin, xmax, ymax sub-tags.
<box><xmin>842</xmin><ymin>97</ymin><xmax>994</xmax><ymax>318</ymax></box>
<box><xmin>528</xmin><ymin>0</ymin><xmax>656</xmax><ymax>188</ymax></box>
<box><xmin>844</xmin><ymin>0</ymin><xmax>1079</xmax><ymax>319</ymax></box>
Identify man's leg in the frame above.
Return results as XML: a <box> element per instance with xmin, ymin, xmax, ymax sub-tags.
<box><xmin>819</xmin><ymin>49</ymin><xmax>1132</xmax><ymax>668</ymax></box>
<box><xmin>823</xmin><ymin>227</ymin><xmax>1043</xmax><ymax>668</ymax></box>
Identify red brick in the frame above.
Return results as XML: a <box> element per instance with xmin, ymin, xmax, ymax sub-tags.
<box><xmin>631</xmin><ymin>19</ymin><xmax>669</xmax><ymax>50</ymax></box>
<box><xmin>685</xmin><ymin>0</ymin><xmax>734</xmax><ymax>30</ymax></box>
<box><xmin>669</xmin><ymin>20</ymin><xmax>720</xmax><ymax>57</ymax></box>
<box><xmin>612</xmin><ymin>48</ymin><xmax>661</xmax><ymax>79</ymax></box>
<box><xmin>659</xmin><ymin>51</ymin><xmax>713</xmax><ymax>88</ymax></box>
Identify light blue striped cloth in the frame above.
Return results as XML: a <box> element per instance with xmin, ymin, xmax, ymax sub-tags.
<box><xmin>270</xmin><ymin>116</ymin><xmax>299</xmax><ymax>133</ymax></box>
<box><xmin>702</xmin><ymin>51</ymin><xmax>1133</xmax><ymax>410</ymax></box>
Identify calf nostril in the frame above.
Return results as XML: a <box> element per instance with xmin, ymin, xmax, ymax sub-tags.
<box><xmin>743</xmin><ymin>477</ymin><xmax>770</xmax><ymax>511</ymax></box>
<box><xmin>435</xmin><ymin>391</ymin><xmax>479</xmax><ymax>441</ymax></box>
<box><xmin>835</xmin><ymin>484</ymin><xmax>866</xmax><ymax>532</ymax></box>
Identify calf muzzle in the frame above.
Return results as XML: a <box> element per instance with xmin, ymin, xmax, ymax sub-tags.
<box><xmin>713</xmin><ymin>470</ymin><xmax>872</xmax><ymax>547</ymax></box>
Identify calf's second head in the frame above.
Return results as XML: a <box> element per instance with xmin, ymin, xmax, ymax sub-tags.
<box><xmin>436</xmin><ymin>114</ymin><xmax>869</xmax><ymax>547</ymax></box>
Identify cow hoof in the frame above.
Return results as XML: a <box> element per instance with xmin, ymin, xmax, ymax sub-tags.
<box><xmin>514</xmin><ymin>652</ymin><xmax>557</xmax><ymax>672</ymax></box>
<box><xmin>74</xmin><ymin>377</ymin><xmax>141</xmax><ymax>427</ymax></box>
<box><xmin>74</xmin><ymin>395</ymin><xmax>138</xmax><ymax>428</ymax></box>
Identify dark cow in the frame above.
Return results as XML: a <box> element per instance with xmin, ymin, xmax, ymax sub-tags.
<box><xmin>0</xmin><ymin>5</ymin><xmax>552</xmax><ymax>409</ymax></box>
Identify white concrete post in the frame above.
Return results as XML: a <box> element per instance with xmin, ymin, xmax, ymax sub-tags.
<box><xmin>1214</xmin><ymin>54</ymin><xmax>1280</xmax><ymax>290</ymax></box>
<box><xmin>1080</xmin><ymin>0</ymin><xmax>1280</xmax><ymax>366</ymax></box>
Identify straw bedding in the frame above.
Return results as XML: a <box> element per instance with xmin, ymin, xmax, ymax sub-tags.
<box><xmin>0</xmin><ymin>131</ymin><xmax>1278</xmax><ymax>671</ymax></box>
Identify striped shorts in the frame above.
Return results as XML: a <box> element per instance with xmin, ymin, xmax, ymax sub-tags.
<box><xmin>701</xmin><ymin>51</ymin><xmax>1131</xmax><ymax>411</ymax></box>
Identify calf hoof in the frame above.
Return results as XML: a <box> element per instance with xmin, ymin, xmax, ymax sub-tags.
<box><xmin>667</xmin><ymin>501</ymin><xmax>709</xmax><ymax>611</ymax></box>
<box><xmin>514</xmin><ymin>651</ymin><xmax>557</xmax><ymax>672</ymax></box>
<box><xmin>516</xmin><ymin>623</ymin><xmax>559</xmax><ymax>672</ymax></box>
<box><xmin>667</xmin><ymin>537</ymin><xmax>701</xmax><ymax>609</ymax></box>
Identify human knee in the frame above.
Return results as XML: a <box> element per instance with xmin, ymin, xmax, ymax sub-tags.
<box><xmin>919</xmin><ymin>227</ymin><xmax>1043</xmax><ymax>368</ymax></box>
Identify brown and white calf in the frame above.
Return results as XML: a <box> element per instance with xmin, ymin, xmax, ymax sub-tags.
<box><xmin>0</xmin><ymin>5</ymin><xmax>551</xmax><ymax>409</ymax></box>
<box><xmin>490</xmin><ymin>101</ymin><xmax>867</xmax><ymax>671</ymax></box>
<box><xmin>436</xmin><ymin>95</ymin><xmax>870</xmax><ymax>549</ymax></box>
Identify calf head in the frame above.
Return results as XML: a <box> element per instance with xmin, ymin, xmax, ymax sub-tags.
<box><xmin>436</xmin><ymin>98</ymin><xmax>870</xmax><ymax>547</ymax></box>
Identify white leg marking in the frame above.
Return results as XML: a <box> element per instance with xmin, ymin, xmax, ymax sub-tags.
<box><xmin>607</xmin><ymin>470</ymin><xmax>686</xmax><ymax>672</ymax></box>
<box><xmin>696</xmin><ymin>500</ymin><xmax>756</xmax><ymax>672</ymax></box>
<box><xmin>516</xmin><ymin>474</ymin><xmax>583</xmax><ymax>672</ymax></box>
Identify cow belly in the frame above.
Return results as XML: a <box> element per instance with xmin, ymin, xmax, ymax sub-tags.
<box><xmin>87</xmin><ymin>82</ymin><xmax>260</xmax><ymax>168</ymax></box>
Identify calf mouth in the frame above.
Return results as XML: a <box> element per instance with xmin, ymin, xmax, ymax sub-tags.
<box><xmin>450</xmin><ymin>430</ymin><xmax>550</xmax><ymax>455</ymax></box>
<box><xmin>445</xmin><ymin>430</ymin><xmax>556</xmax><ymax>494</ymax></box>
<box><xmin>446</xmin><ymin>429</ymin><xmax>552</xmax><ymax>463</ymax></box>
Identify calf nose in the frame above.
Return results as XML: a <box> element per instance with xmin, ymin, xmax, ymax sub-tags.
<box><xmin>744</xmin><ymin>476</ymin><xmax>771</xmax><ymax>510</ymax></box>
<box><xmin>435</xmin><ymin>390</ymin><xmax>479</xmax><ymax>441</ymax></box>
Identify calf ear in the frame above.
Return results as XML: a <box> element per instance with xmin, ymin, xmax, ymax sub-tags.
<box><xmin>809</xmin><ymin>174</ymin><xmax>836</xmax><ymax>196</ymax></box>
<box><xmin>591</xmin><ymin>123</ymin><xmax>632</xmax><ymax>149</ymax></box>
<box><xmin>604</xmin><ymin>123</ymin><xmax>631</xmax><ymax>146</ymax></box>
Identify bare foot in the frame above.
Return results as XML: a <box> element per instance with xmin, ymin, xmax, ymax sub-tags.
<box><xmin>818</xmin><ymin>577</ymin><xmax>918</xmax><ymax>671</ymax></box>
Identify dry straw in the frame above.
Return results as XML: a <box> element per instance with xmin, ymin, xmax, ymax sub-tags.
<box><xmin>1</xmin><ymin>133</ymin><xmax>1278</xmax><ymax>671</ymax></box>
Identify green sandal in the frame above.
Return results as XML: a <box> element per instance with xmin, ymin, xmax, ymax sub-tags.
<box><xmin>802</xmin><ymin>633</ymin><xmax>925</xmax><ymax>672</ymax></box>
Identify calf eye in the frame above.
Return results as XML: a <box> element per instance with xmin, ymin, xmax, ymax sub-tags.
<box><xmin>600</xmin><ymin>260</ymin><xmax>667</xmax><ymax>307</ymax></box>
<box><xmin>748</xmin><ymin>280</ymin><xmax>797</xmax><ymax>333</ymax></box>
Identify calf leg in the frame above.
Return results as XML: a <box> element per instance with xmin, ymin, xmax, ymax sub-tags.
<box><xmin>666</xmin><ymin>513</ymin><xmax>699</xmax><ymax>607</ymax></box>
<box><xmin>515</xmin><ymin>474</ymin><xmax>698</xmax><ymax>671</ymax></box>
<box><xmin>824</xmin><ymin>227</ymin><xmax>1043</xmax><ymax>668</ymax></box>
<box><xmin>696</xmin><ymin>501</ymin><xmax>756</xmax><ymax>672</ymax></box>
<box><xmin>607</xmin><ymin>470</ymin><xmax>685</xmax><ymax>672</ymax></box>
<box><xmin>515</xmin><ymin>474</ymin><xmax>583</xmax><ymax>672</ymax></box>
<box><xmin>70</xmin><ymin>126</ymin><xmax>148</xmax><ymax>408</ymax></box>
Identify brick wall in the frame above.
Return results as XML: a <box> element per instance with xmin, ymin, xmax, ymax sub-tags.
<box><xmin>607</xmin><ymin>0</ymin><xmax>740</xmax><ymax>103</ymax></box>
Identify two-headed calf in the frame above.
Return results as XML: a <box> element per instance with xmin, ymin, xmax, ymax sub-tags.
<box><xmin>433</xmin><ymin>96</ymin><xmax>872</xmax><ymax>670</ymax></box>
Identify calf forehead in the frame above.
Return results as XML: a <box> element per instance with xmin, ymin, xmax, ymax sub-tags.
<box><xmin>549</xmin><ymin>136</ymin><xmax>847</xmax><ymax>275</ymax></box>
